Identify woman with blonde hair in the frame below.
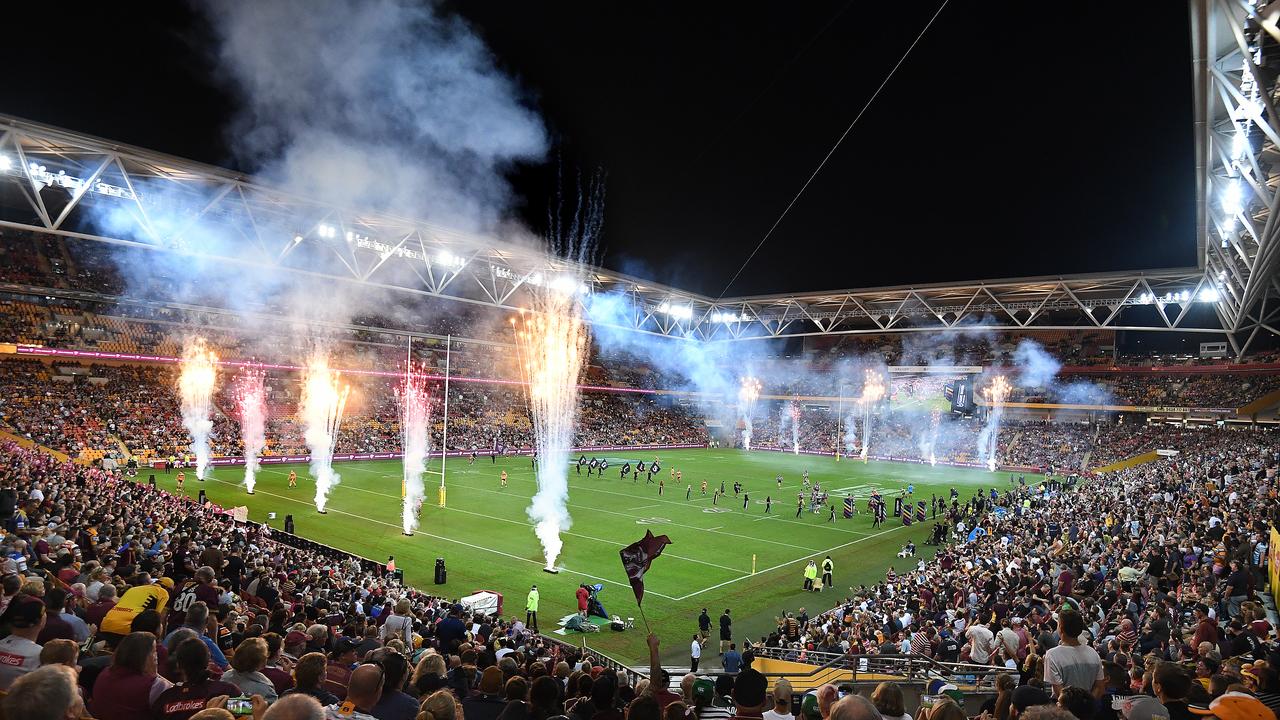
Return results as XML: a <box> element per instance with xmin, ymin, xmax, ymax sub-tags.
<box><xmin>419</xmin><ymin>689</ymin><xmax>464</xmax><ymax>720</ymax></box>
<box><xmin>412</xmin><ymin>651</ymin><xmax>450</xmax><ymax>697</ymax></box>
<box><xmin>383</xmin><ymin>598</ymin><xmax>416</xmax><ymax>646</ymax></box>
<box><xmin>221</xmin><ymin>637</ymin><xmax>279</xmax><ymax>703</ymax></box>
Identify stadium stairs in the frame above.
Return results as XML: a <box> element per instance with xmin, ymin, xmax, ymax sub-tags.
<box><xmin>632</xmin><ymin>649</ymin><xmax>996</xmax><ymax>714</ymax></box>
<box><xmin>1090</xmin><ymin>450</ymin><xmax>1160</xmax><ymax>474</ymax></box>
<box><xmin>1238</xmin><ymin>387</ymin><xmax>1280</xmax><ymax>417</ymax></box>
<box><xmin>0</xmin><ymin>428</ymin><xmax>71</xmax><ymax>464</ymax></box>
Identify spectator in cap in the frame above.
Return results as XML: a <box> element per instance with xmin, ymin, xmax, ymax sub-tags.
<box><xmin>1188</xmin><ymin>692</ymin><xmax>1275</xmax><ymax>720</ymax></box>
<box><xmin>0</xmin><ymin>595</ymin><xmax>46</xmax><ymax>689</ymax></box>
<box><xmin>1011</xmin><ymin>686</ymin><xmax>1054</xmax><ymax>720</ymax></box>
<box><xmin>323</xmin><ymin>637</ymin><xmax>359</xmax><ymax>699</ymax></box>
<box><xmin>692</xmin><ymin>677</ymin><xmax>731</xmax><ymax>720</ymax></box>
<box><xmin>733</xmin><ymin>668</ymin><xmax>768</xmax><ymax>718</ymax></box>
<box><xmin>1117</xmin><ymin>697</ymin><xmax>1170</xmax><ymax>720</ymax></box>
<box><xmin>2</xmin><ymin>664</ymin><xmax>84</xmax><ymax>720</ymax></box>
<box><xmin>763</xmin><ymin>677</ymin><xmax>795</xmax><ymax>720</ymax></box>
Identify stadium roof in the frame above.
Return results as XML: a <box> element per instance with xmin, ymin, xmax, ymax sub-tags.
<box><xmin>0</xmin><ymin>86</ymin><xmax>1245</xmax><ymax>347</ymax></box>
<box><xmin>1191</xmin><ymin>0</ymin><xmax>1280</xmax><ymax>353</ymax></box>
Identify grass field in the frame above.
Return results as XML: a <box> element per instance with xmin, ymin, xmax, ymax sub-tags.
<box><xmin>158</xmin><ymin>449</ymin><xmax>1037</xmax><ymax>665</ymax></box>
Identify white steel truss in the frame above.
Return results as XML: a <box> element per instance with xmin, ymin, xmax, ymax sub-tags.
<box><xmin>1190</xmin><ymin>0</ymin><xmax>1280</xmax><ymax>354</ymax></box>
<box><xmin>0</xmin><ymin>113</ymin><xmax>1227</xmax><ymax>346</ymax></box>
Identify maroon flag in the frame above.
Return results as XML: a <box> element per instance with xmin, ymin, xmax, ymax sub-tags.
<box><xmin>619</xmin><ymin>530</ymin><xmax>672</xmax><ymax>605</ymax></box>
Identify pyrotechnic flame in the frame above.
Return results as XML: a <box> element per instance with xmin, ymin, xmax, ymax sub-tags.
<box><xmin>737</xmin><ymin>377</ymin><xmax>762</xmax><ymax>450</ymax></box>
<box><xmin>513</xmin><ymin>287</ymin><xmax>588</xmax><ymax>570</ymax></box>
<box><xmin>398</xmin><ymin>364</ymin><xmax>432</xmax><ymax>534</ymax></box>
<box><xmin>178</xmin><ymin>338</ymin><xmax>219</xmax><ymax>480</ymax></box>
<box><xmin>233</xmin><ymin>367</ymin><xmax>267</xmax><ymax>493</ymax></box>
<box><xmin>859</xmin><ymin>369</ymin><xmax>885</xmax><ymax>461</ymax></box>
<box><xmin>300</xmin><ymin>353</ymin><xmax>350</xmax><ymax>512</ymax></box>
<box><xmin>789</xmin><ymin>400</ymin><xmax>801</xmax><ymax>455</ymax></box>
<box><xmin>983</xmin><ymin>375</ymin><xmax>1011</xmax><ymax>405</ymax></box>
<box><xmin>978</xmin><ymin>374</ymin><xmax>1010</xmax><ymax>472</ymax></box>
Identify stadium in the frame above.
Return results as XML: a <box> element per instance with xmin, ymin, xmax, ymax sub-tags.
<box><xmin>0</xmin><ymin>2</ymin><xmax>1278</xmax><ymax>720</ymax></box>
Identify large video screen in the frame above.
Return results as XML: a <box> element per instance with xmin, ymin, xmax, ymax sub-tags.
<box><xmin>889</xmin><ymin>373</ymin><xmax>957</xmax><ymax>413</ymax></box>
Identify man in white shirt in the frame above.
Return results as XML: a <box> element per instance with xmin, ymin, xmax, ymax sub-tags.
<box><xmin>0</xmin><ymin>597</ymin><xmax>45</xmax><ymax>690</ymax></box>
<box><xmin>966</xmin><ymin>619</ymin><xmax>995</xmax><ymax>665</ymax></box>
<box><xmin>690</xmin><ymin>634</ymin><xmax>702</xmax><ymax>672</ymax></box>
<box><xmin>1044</xmin><ymin>609</ymin><xmax>1104</xmax><ymax>697</ymax></box>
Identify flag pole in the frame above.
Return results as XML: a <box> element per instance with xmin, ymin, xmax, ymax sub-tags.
<box><xmin>635</xmin><ymin>603</ymin><xmax>651</xmax><ymax>634</ymax></box>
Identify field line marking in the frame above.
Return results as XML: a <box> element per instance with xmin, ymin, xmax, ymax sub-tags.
<box><xmin>203</xmin><ymin>476</ymin><xmax>677</xmax><ymax>601</ymax></box>
<box><xmin>317</xmin><ymin>458</ymin><xmax>907</xmax><ymax>539</ymax></box>
<box><xmin>424</xmin><ymin>502</ymin><xmax>749</xmax><ymax>575</ymax></box>
<box><xmin>315</xmin><ymin>468</ymin><xmax>829</xmax><ymax>553</ymax></box>
<box><xmin>672</xmin><ymin>521</ymin><xmax>913</xmax><ymax>601</ymax></box>
<box><xmin>625</xmin><ymin>504</ymin><xmax>661</xmax><ymax>511</ymax></box>
<box><xmin>474</xmin><ymin>465</ymin><xmax>871</xmax><ymax>538</ymax></box>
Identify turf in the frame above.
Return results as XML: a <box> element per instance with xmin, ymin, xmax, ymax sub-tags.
<box><xmin>156</xmin><ymin>449</ymin><xmax>1038</xmax><ymax>665</ymax></box>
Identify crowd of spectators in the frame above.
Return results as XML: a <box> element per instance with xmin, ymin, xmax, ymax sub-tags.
<box><xmin>0</xmin><ymin>438</ymin><xmax>660</xmax><ymax>720</ymax></box>
<box><xmin>703</xmin><ymin>425</ymin><xmax>1280</xmax><ymax>720</ymax></box>
<box><xmin>0</xmin><ymin>360</ymin><xmax>710</xmax><ymax>464</ymax></box>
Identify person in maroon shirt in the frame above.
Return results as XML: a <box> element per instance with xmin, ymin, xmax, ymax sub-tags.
<box><xmin>168</xmin><ymin>567</ymin><xmax>221</xmax><ymax>628</ymax></box>
<box><xmin>85</xmin><ymin>585</ymin><xmax>118</xmax><ymax>629</ymax></box>
<box><xmin>36</xmin><ymin>590</ymin><xmax>76</xmax><ymax>644</ymax></box>
<box><xmin>324</xmin><ymin>638</ymin><xmax>359</xmax><ymax>700</ymax></box>
<box><xmin>260</xmin><ymin>632</ymin><xmax>295</xmax><ymax>695</ymax></box>
<box><xmin>151</xmin><ymin>637</ymin><xmax>240</xmax><ymax>720</ymax></box>
<box><xmin>89</xmin><ymin>631</ymin><xmax>171</xmax><ymax>720</ymax></box>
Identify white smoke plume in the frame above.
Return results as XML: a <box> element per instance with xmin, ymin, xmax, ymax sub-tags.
<box><xmin>204</xmin><ymin>0</ymin><xmax>545</xmax><ymax>233</ymax></box>
<box><xmin>177</xmin><ymin>337</ymin><xmax>219</xmax><ymax>480</ymax></box>
<box><xmin>234</xmin><ymin>367</ymin><xmax>268</xmax><ymax>493</ymax></box>
<box><xmin>399</xmin><ymin>366</ymin><xmax>432</xmax><ymax>534</ymax></box>
<box><xmin>300</xmin><ymin>352</ymin><xmax>349</xmax><ymax>513</ymax></box>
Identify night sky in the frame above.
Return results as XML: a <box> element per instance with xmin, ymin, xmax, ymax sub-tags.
<box><xmin>0</xmin><ymin>2</ymin><xmax>1197</xmax><ymax>298</ymax></box>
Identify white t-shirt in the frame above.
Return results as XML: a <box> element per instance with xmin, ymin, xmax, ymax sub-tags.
<box><xmin>967</xmin><ymin>624</ymin><xmax>995</xmax><ymax>664</ymax></box>
<box><xmin>763</xmin><ymin>710</ymin><xmax>796</xmax><ymax>720</ymax></box>
<box><xmin>691</xmin><ymin>640</ymin><xmax>701</xmax><ymax>659</ymax></box>
<box><xmin>1044</xmin><ymin>643</ymin><xmax>1103</xmax><ymax>693</ymax></box>
<box><xmin>0</xmin><ymin>635</ymin><xmax>41</xmax><ymax>690</ymax></box>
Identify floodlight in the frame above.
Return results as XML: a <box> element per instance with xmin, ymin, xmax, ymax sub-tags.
<box><xmin>293</xmin><ymin>234</ymin><xmax>303</xmax><ymax>244</ymax></box>
<box><xmin>1199</xmin><ymin>288</ymin><xmax>1221</xmax><ymax>302</ymax></box>
<box><xmin>1222</xmin><ymin>179</ymin><xmax>1243</xmax><ymax>215</ymax></box>
<box><xmin>317</xmin><ymin>224</ymin><xmax>335</xmax><ymax>238</ymax></box>
<box><xmin>0</xmin><ymin>155</ymin><xmax>10</xmax><ymax>170</ymax></box>
<box><xmin>1233</xmin><ymin>130</ymin><xmax>1248</xmax><ymax>160</ymax></box>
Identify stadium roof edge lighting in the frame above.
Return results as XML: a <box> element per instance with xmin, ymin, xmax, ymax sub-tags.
<box><xmin>0</xmin><ymin>112</ymin><xmax>1256</xmax><ymax>349</ymax></box>
<box><xmin>1189</xmin><ymin>0</ymin><xmax>1280</xmax><ymax>355</ymax></box>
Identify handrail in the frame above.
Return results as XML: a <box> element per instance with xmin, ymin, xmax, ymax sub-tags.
<box><xmin>539</xmin><ymin>634</ymin><xmax>647</xmax><ymax>684</ymax></box>
<box><xmin>751</xmin><ymin>647</ymin><xmax>1006</xmax><ymax>690</ymax></box>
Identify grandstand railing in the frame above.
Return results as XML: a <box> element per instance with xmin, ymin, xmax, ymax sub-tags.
<box><xmin>540</xmin><ymin>634</ymin><xmax>647</xmax><ymax>684</ymax></box>
<box><xmin>751</xmin><ymin>646</ymin><xmax>1006</xmax><ymax>690</ymax></box>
